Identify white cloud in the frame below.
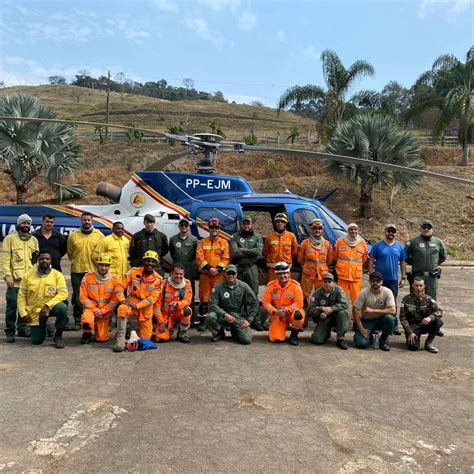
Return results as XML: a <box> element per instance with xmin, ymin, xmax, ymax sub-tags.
<box><xmin>276</xmin><ymin>30</ymin><xmax>286</xmax><ymax>42</ymax></box>
<box><xmin>184</xmin><ymin>16</ymin><xmax>229</xmax><ymax>49</ymax></box>
<box><xmin>197</xmin><ymin>0</ymin><xmax>241</xmax><ymax>11</ymax></box>
<box><xmin>303</xmin><ymin>45</ymin><xmax>319</xmax><ymax>61</ymax></box>
<box><xmin>153</xmin><ymin>0</ymin><xmax>178</xmax><ymax>12</ymax></box>
<box><xmin>238</xmin><ymin>11</ymin><xmax>256</xmax><ymax>31</ymax></box>
<box><xmin>418</xmin><ymin>0</ymin><xmax>471</xmax><ymax>18</ymax></box>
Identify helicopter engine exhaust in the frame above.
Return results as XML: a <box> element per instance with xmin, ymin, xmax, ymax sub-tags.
<box><xmin>96</xmin><ymin>182</ymin><xmax>122</xmax><ymax>202</ymax></box>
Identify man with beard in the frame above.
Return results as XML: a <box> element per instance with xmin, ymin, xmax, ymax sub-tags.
<box><xmin>262</xmin><ymin>262</ymin><xmax>305</xmax><ymax>345</ymax></box>
<box><xmin>67</xmin><ymin>212</ymin><xmax>104</xmax><ymax>331</ymax></box>
<box><xmin>353</xmin><ymin>271</ymin><xmax>396</xmax><ymax>351</ymax></box>
<box><xmin>33</xmin><ymin>214</ymin><xmax>67</xmax><ymax>272</ymax></box>
<box><xmin>18</xmin><ymin>250</ymin><xmax>68</xmax><ymax>348</ymax></box>
<box><xmin>94</xmin><ymin>221</ymin><xmax>130</xmax><ymax>279</ymax></box>
<box><xmin>207</xmin><ymin>264</ymin><xmax>259</xmax><ymax>345</ymax></box>
<box><xmin>80</xmin><ymin>253</ymin><xmax>124</xmax><ymax>344</ymax></box>
<box><xmin>114</xmin><ymin>251</ymin><xmax>163</xmax><ymax>352</ymax></box>
<box><xmin>195</xmin><ymin>217</ymin><xmax>230</xmax><ymax>331</ymax></box>
<box><xmin>368</xmin><ymin>224</ymin><xmax>407</xmax><ymax>335</ymax></box>
<box><xmin>263</xmin><ymin>213</ymin><xmax>299</xmax><ymax>282</ymax></box>
<box><xmin>129</xmin><ymin>214</ymin><xmax>169</xmax><ymax>276</ymax></box>
<box><xmin>155</xmin><ymin>264</ymin><xmax>193</xmax><ymax>343</ymax></box>
<box><xmin>1</xmin><ymin>214</ymin><xmax>39</xmax><ymax>342</ymax></box>
<box><xmin>405</xmin><ymin>220</ymin><xmax>446</xmax><ymax>301</ymax></box>
<box><xmin>297</xmin><ymin>218</ymin><xmax>333</xmax><ymax>303</ymax></box>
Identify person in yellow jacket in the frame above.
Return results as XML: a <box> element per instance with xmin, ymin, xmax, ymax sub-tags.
<box><xmin>297</xmin><ymin>218</ymin><xmax>333</xmax><ymax>302</ymax></box>
<box><xmin>333</xmin><ymin>223</ymin><xmax>368</xmax><ymax>307</ymax></box>
<box><xmin>18</xmin><ymin>250</ymin><xmax>68</xmax><ymax>348</ymax></box>
<box><xmin>93</xmin><ymin>221</ymin><xmax>130</xmax><ymax>279</ymax></box>
<box><xmin>80</xmin><ymin>253</ymin><xmax>124</xmax><ymax>344</ymax></box>
<box><xmin>67</xmin><ymin>212</ymin><xmax>104</xmax><ymax>331</ymax></box>
<box><xmin>114</xmin><ymin>250</ymin><xmax>163</xmax><ymax>352</ymax></box>
<box><xmin>1</xmin><ymin>213</ymin><xmax>39</xmax><ymax>342</ymax></box>
<box><xmin>263</xmin><ymin>213</ymin><xmax>299</xmax><ymax>282</ymax></box>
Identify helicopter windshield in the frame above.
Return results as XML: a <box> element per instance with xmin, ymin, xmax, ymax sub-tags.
<box><xmin>318</xmin><ymin>206</ymin><xmax>347</xmax><ymax>240</ymax></box>
<box><xmin>195</xmin><ymin>206</ymin><xmax>239</xmax><ymax>237</ymax></box>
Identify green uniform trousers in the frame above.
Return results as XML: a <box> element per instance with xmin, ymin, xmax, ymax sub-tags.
<box><xmin>311</xmin><ymin>310</ymin><xmax>349</xmax><ymax>344</ymax></box>
<box><xmin>5</xmin><ymin>287</ymin><xmax>29</xmax><ymax>337</ymax></box>
<box><xmin>30</xmin><ymin>303</ymin><xmax>68</xmax><ymax>345</ymax></box>
<box><xmin>237</xmin><ymin>265</ymin><xmax>259</xmax><ymax>297</ymax></box>
<box><xmin>206</xmin><ymin>311</ymin><xmax>252</xmax><ymax>345</ymax></box>
<box><xmin>354</xmin><ymin>315</ymin><xmax>396</xmax><ymax>349</ymax></box>
<box><xmin>71</xmin><ymin>272</ymin><xmax>86</xmax><ymax>325</ymax></box>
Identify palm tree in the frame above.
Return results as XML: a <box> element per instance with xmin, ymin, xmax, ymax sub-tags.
<box><xmin>409</xmin><ymin>46</ymin><xmax>473</xmax><ymax>166</ymax></box>
<box><xmin>323</xmin><ymin>114</ymin><xmax>423</xmax><ymax>218</ymax></box>
<box><xmin>0</xmin><ymin>94</ymin><xmax>84</xmax><ymax>204</ymax></box>
<box><xmin>278</xmin><ymin>49</ymin><xmax>375</xmax><ymax>140</ymax></box>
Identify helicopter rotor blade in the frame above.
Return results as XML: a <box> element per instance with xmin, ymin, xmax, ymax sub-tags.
<box><xmin>241</xmin><ymin>145</ymin><xmax>474</xmax><ymax>187</ymax></box>
<box><xmin>145</xmin><ymin>148</ymin><xmax>194</xmax><ymax>171</ymax></box>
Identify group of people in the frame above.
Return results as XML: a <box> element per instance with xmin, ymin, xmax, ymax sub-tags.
<box><xmin>1</xmin><ymin>211</ymin><xmax>446</xmax><ymax>353</ymax></box>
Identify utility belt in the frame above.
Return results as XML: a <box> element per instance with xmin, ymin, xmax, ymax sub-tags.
<box><xmin>407</xmin><ymin>268</ymin><xmax>442</xmax><ymax>284</ymax></box>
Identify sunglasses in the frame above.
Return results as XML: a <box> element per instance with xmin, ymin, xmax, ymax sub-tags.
<box><xmin>348</xmin><ymin>227</ymin><xmax>358</xmax><ymax>231</ymax></box>
<box><xmin>209</xmin><ymin>226</ymin><xmax>220</xmax><ymax>230</ymax></box>
<box><xmin>386</xmin><ymin>228</ymin><xmax>396</xmax><ymax>233</ymax></box>
<box><xmin>225</xmin><ymin>271</ymin><xmax>237</xmax><ymax>276</ymax></box>
<box><xmin>179</xmin><ymin>223</ymin><xmax>189</xmax><ymax>227</ymax></box>
<box><xmin>421</xmin><ymin>225</ymin><xmax>432</xmax><ymax>230</ymax></box>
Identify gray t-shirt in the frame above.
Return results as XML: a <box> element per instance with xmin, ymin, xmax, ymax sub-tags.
<box><xmin>354</xmin><ymin>286</ymin><xmax>395</xmax><ymax>320</ymax></box>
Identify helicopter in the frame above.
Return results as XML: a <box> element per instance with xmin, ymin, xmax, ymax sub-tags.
<box><xmin>1</xmin><ymin>116</ymin><xmax>473</xmax><ymax>267</ymax></box>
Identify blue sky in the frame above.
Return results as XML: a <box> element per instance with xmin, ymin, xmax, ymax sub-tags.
<box><xmin>0</xmin><ymin>0</ymin><xmax>472</xmax><ymax>107</ymax></box>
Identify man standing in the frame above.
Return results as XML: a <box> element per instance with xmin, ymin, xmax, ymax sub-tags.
<box><xmin>1</xmin><ymin>213</ymin><xmax>39</xmax><ymax>342</ymax></box>
<box><xmin>333</xmin><ymin>223</ymin><xmax>368</xmax><ymax>305</ymax></box>
<box><xmin>195</xmin><ymin>217</ymin><xmax>230</xmax><ymax>331</ymax></box>
<box><xmin>308</xmin><ymin>273</ymin><xmax>349</xmax><ymax>350</ymax></box>
<box><xmin>353</xmin><ymin>271</ymin><xmax>396</xmax><ymax>351</ymax></box>
<box><xmin>129</xmin><ymin>214</ymin><xmax>169</xmax><ymax>275</ymax></box>
<box><xmin>368</xmin><ymin>223</ymin><xmax>407</xmax><ymax>335</ymax></box>
<box><xmin>154</xmin><ymin>264</ymin><xmax>193</xmax><ymax>343</ymax></box>
<box><xmin>297</xmin><ymin>218</ymin><xmax>333</xmax><ymax>302</ymax></box>
<box><xmin>400</xmin><ymin>277</ymin><xmax>444</xmax><ymax>353</ymax></box>
<box><xmin>114</xmin><ymin>250</ymin><xmax>163</xmax><ymax>352</ymax></box>
<box><xmin>94</xmin><ymin>221</ymin><xmax>130</xmax><ymax>279</ymax></box>
<box><xmin>263</xmin><ymin>213</ymin><xmax>299</xmax><ymax>282</ymax></box>
<box><xmin>32</xmin><ymin>214</ymin><xmax>67</xmax><ymax>272</ymax></box>
<box><xmin>262</xmin><ymin>262</ymin><xmax>305</xmax><ymax>345</ymax></box>
<box><xmin>17</xmin><ymin>251</ymin><xmax>68</xmax><ymax>349</ymax></box>
<box><xmin>405</xmin><ymin>220</ymin><xmax>446</xmax><ymax>301</ymax></box>
<box><xmin>79</xmin><ymin>253</ymin><xmax>124</xmax><ymax>344</ymax></box>
<box><xmin>67</xmin><ymin>212</ymin><xmax>104</xmax><ymax>331</ymax></box>
<box><xmin>207</xmin><ymin>264</ymin><xmax>259</xmax><ymax>345</ymax></box>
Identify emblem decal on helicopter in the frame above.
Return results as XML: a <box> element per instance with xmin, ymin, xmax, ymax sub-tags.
<box><xmin>130</xmin><ymin>192</ymin><xmax>146</xmax><ymax>208</ymax></box>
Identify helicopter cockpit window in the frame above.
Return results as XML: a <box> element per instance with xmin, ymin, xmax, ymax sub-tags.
<box><xmin>195</xmin><ymin>207</ymin><xmax>238</xmax><ymax>238</ymax></box>
<box><xmin>293</xmin><ymin>209</ymin><xmax>318</xmax><ymax>240</ymax></box>
<box><xmin>318</xmin><ymin>207</ymin><xmax>347</xmax><ymax>240</ymax></box>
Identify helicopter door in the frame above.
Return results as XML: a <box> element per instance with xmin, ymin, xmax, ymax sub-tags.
<box><xmin>190</xmin><ymin>202</ymin><xmax>242</xmax><ymax>238</ymax></box>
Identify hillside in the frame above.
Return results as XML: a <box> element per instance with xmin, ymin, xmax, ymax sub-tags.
<box><xmin>0</xmin><ymin>85</ymin><xmax>473</xmax><ymax>258</ymax></box>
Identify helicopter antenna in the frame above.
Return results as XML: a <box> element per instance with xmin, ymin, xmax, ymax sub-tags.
<box><xmin>267</xmin><ymin>158</ymin><xmax>290</xmax><ymax>193</ymax></box>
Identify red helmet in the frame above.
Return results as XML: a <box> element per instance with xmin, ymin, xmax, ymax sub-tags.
<box><xmin>208</xmin><ymin>217</ymin><xmax>221</xmax><ymax>228</ymax></box>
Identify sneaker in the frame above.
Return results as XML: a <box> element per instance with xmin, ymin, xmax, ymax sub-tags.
<box><xmin>5</xmin><ymin>335</ymin><xmax>15</xmax><ymax>343</ymax></box>
<box><xmin>337</xmin><ymin>339</ymin><xmax>348</xmax><ymax>350</ymax></box>
<box><xmin>425</xmin><ymin>344</ymin><xmax>439</xmax><ymax>354</ymax></box>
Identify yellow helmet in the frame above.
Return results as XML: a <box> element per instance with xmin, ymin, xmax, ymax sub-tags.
<box><xmin>274</xmin><ymin>213</ymin><xmax>288</xmax><ymax>223</ymax></box>
<box><xmin>143</xmin><ymin>250</ymin><xmax>159</xmax><ymax>262</ymax></box>
<box><xmin>96</xmin><ymin>253</ymin><xmax>112</xmax><ymax>265</ymax></box>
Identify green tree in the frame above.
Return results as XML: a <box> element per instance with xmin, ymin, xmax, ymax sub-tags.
<box><xmin>0</xmin><ymin>94</ymin><xmax>84</xmax><ymax>204</ymax></box>
<box><xmin>207</xmin><ymin>120</ymin><xmax>226</xmax><ymax>138</ymax></box>
<box><xmin>286</xmin><ymin>125</ymin><xmax>300</xmax><ymax>144</ymax></box>
<box><xmin>409</xmin><ymin>46</ymin><xmax>473</xmax><ymax>165</ymax></box>
<box><xmin>323</xmin><ymin>114</ymin><xmax>423</xmax><ymax>217</ymax></box>
<box><xmin>278</xmin><ymin>49</ymin><xmax>375</xmax><ymax>140</ymax></box>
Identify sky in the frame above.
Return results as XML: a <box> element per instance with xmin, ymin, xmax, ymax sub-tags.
<box><xmin>0</xmin><ymin>0</ymin><xmax>472</xmax><ymax>107</ymax></box>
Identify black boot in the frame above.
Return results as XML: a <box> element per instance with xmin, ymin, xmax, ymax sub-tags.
<box><xmin>211</xmin><ymin>328</ymin><xmax>225</xmax><ymax>342</ymax></box>
<box><xmin>53</xmin><ymin>329</ymin><xmax>65</xmax><ymax>349</ymax></box>
<box><xmin>251</xmin><ymin>321</ymin><xmax>264</xmax><ymax>331</ymax></box>
<box><xmin>288</xmin><ymin>330</ymin><xmax>299</xmax><ymax>346</ymax></box>
<box><xmin>424</xmin><ymin>333</ymin><xmax>439</xmax><ymax>353</ymax></box>
<box><xmin>81</xmin><ymin>332</ymin><xmax>92</xmax><ymax>344</ymax></box>
<box><xmin>379</xmin><ymin>335</ymin><xmax>390</xmax><ymax>351</ymax></box>
<box><xmin>197</xmin><ymin>317</ymin><xmax>207</xmax><ymax>332</ymax></box>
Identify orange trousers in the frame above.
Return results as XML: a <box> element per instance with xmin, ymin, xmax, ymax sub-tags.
<box><xmin>117</xmin><ymin>304</ymin><xmax>153</xmax><ymax>340</ymax></box>
<box><xmin>269</xmin><ymin>309</ymin><xmax>305</xmax><ymax>342</ymax></box>
<box><xmin>300</xmin><ymin>276</ymin><xmax>323</xmax><ymax>300</ymax></box>
<box><xmin>338</xmin><ymin>279</ymin><xmax>362</xmax><ymax>320</ymax></box>
<box><xmin>154</xmin><ymin>306</ymin><xmax>192</xmax><ymax>341</ymax></box>
<box><xmin>199</xmin><ymin>273</ymin><xmax>224</xmax><ymax>303</ymax></box>
<box><xmin>81</xmin><ymin>309</ymin><xmax>112</xmax><ymax>342</ymax></box>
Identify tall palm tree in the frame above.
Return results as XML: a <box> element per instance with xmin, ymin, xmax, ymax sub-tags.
<box><xmin>323</xmin><ymin>114</ymin><xmax>423</xmax><ymax>217</ymax></box>
<box><xmin>0</xmin><ymin>94</ymin><xmax>84</xmax><ymax>203</ymax></box>
<box><xmin>409</xmin><ymin>46</ymin><xmax>473</xmax><ymax>166</ymax></box>
<box><xmin>278</xmin><ymin>49</ymin><xmax>375</xmax><ymax>140</ymax></box>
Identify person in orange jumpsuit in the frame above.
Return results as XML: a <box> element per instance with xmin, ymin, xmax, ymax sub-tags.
<box><xmin>154</xmin><ymin>263</ymin><xmax>193</xmax><ymax>343</ymax></box>
<box><xmin>263</xmin><ymin>213</ymin><xmax>299</xmax><ymax>282</ymax></box>
<box><xmin>297</xmin><ymin>218</ymin><xmax>333</xmax><ymax>302</ymax></box>
<box><xmin>262</xmin><ymin>261</ymin><xmax>305</xmax><ymax>345</ymax></box>
<box><xmin>333</xmin><ymin>223</ymin><xmax>368</xmax><ymax>309</ymax></box>
<box><xmin>80</xmin><ymin>253</ymin><xmax>124</xmax><ymax>344</ymax></box>
<box><xmin>114</xmin><ymin>250</ymin><xmax>163</xmax><ymax>352</ymax></box>
<box><xmin>195</xmin><ymin>217</ymin><xmax>230</xmax><ymax>331</ymax></box>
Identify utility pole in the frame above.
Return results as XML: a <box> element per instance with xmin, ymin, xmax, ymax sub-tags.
<box><xmin>105</xmin><ymin>70</ymin><xmax>111</xmax><ymax>141</ymax></box>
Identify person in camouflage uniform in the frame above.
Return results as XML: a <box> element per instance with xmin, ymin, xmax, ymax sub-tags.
<box><xmin>206</xmin><ymin>264</ymin><xmax>259</xmax><ymax>345</ymax></box>
<box><xmin>400</xmin><ymin>276</ymin><xmax>444</xmax><ymax>353</ymax></box>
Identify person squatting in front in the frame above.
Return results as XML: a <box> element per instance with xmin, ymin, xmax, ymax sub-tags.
<box><xmin>79</xmin><ymin>253</ymin><xmax>124</xmax><ymax>344</ymax></box>
<box><xmin>262</xmin><ymin>261</ymin><xmax>305</xmax><ymax>346</ymax></box>
<box><xmin>154</xmin><ymin>264</ymin><xmax>193</xmax><ymax>343</ymax></box>
<box><xmin>17</xmin><ymin>250</ymin><xmax>68</xmax><ymax>349</ymax></box>
<box><xmin>307</xmin><ymin>272</ymin><xmax>349</xmax><ymax>350</ymax></box>
<box><xmin>114</xmin><ymin>250</ymin><xmax>163</xmax><ymax>353</ymax></box>
<box><xmin>206</xmin><ymin>264</ymin><xmax>259</xmax><ymax>345</ymax></box>
<box><xmin>400</xmin><ymin>276</ymin><xmax>444</xmax><ymax>353</ymax></box>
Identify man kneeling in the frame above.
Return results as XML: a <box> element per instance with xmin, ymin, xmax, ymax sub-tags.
<box><xmin>18</xmin><ymin>251</ymin><xmax>68</xmax><ymax>349</ymax></box>
<box><xmin>206</xmin><ymin>264</ymin><xmax>258</xmax><ymax>344</ymax></box>
<box><xmin>400</xmin><ymin>277</ymin><xmax>444</xmax><ymax>353</ymax></box>
<box><xmin>308</xmin><ymin>273</ymin><xmax>349</xmax><ymax>350</ymax></box>
<box><xmin>155</xmin><ymin>264</ymin><xmax>193</xmax><ymax>343</ymax></box>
